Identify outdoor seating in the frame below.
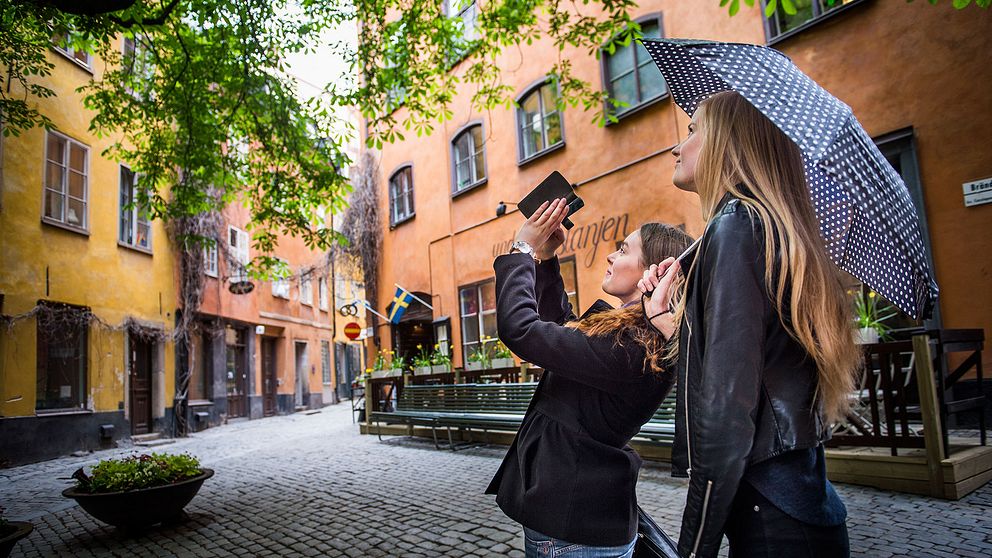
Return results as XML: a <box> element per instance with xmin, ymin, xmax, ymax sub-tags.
<box><xmin>369</xmin><ymin>382</ymin><xmax>679</xmax><ymax>450</ymax></box>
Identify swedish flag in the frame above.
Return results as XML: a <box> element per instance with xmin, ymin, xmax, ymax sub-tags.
<box><xmin>387</xmin><ymin>287</ymin><xmax>415</xmax><ymax>324</ymax></box>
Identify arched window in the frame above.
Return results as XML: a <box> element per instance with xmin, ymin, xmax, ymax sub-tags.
<box><xmin>389</xmin><ymin>165</ymin><xmax>415</xmax><ymax>226</ymax></box>
<box><xmin>451</xmin><ymin>124</ymin><xmax>487</xmax><ymax>193</ymax></box>
<box><xmin>602</xmin><ymin>15</ymin><xmax>668</xmax><ymax>120</ymax></box>
<box><xmin>516</xmin><ymin>80</ymin><xmax>564</xmax><ymax>162</ymax></box>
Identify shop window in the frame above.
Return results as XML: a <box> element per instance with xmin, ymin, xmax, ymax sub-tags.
<box><xmin>190</xmin><ymin>330</ymin><xmax>212</xmax><ymax>401</ymax></box>
<box><xmin>119</xmin><ymin>166</ymin><xmax>152</xmax><ymax>251</ymax></box>
<box><xmin>602</xmin><ymin>16</ymin><xmax>667</xmax><ymax>119</ymax></box>
<box><xmin>452</xmin><ymin>124</ymin><xmax>487</xmax><ymax>194</ymax></box>
<box><xmin>459</xmin><ymin>280</ymin><xmax>497</xmax><ymax>363</ymax></box>
<box><xmin>36</xmin><ymin>303</ymin><xmax>88</xmax><ymax>411</ymax></box>
<box><xmin>389</xmin><ymin>165</ymin><xmax>415</xmax><ymax>226</ymax></box>
<box><xmin>516</xmin><ymin>80</ymin><xmax>564</xmax><ymax>163</ymax></box>
<box><xmin>560</xmin><ymin>256</ymin><xmax>580</xmax><ymax>314</ymax></box>
<box><xmin>43</xmin><ymin>131</ymin><xmax>89</xmax><ymax>232</ymax></box>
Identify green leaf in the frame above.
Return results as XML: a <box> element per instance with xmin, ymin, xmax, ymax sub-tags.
<box><xmin>782</xmin><ymin>0</ymin><xmax>798</xmax><ymax>15</ymax></box>
<box><xmin>765</xmin><ymin>0</ymin><xmax>778</xmax><ymax>17</ymax></box>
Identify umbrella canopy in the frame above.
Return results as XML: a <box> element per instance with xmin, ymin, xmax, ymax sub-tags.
<box><xmin>640</xmin><ymin>38</ymin><xmax>938</xmax><ymax>320</ymax></box>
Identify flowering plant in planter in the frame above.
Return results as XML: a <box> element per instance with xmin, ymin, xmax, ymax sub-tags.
<box><xmin>412</xmin><ymin>344</ymin><xmax>433</xmax><ymax>373</ymax></box>
<box><xmin>430</xmin><ymin>343</ymin><xmax>451</xmax><ymax>372</ymax></box>
<box><xmin>73</xmin><ymin>452</ymin><xmax>202</xmax><ymax>493</ymax></box>
<box><xmin>852</xmin><ymin>289</ymin><xmax>897</xmax><ymax>343</ymax></box>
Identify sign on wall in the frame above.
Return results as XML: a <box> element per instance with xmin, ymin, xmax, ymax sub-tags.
<box><xmin>963</xmin><ymin>177</ymin><xmax>992</xmax><ymax>208</ymax></box>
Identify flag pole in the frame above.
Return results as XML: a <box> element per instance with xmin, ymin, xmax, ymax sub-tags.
<box><xmin>360</xmin><ymin>300</ymin><xmax>389</xmax><ymax>321</ymax></box>
<box><xmin>394</xmin><ymin>283</ymin><xmax>434</xmax><ymax>310</ymax></box>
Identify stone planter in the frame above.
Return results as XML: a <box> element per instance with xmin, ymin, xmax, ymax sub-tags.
<box><xmin>413</xmin><ymin>366</ymin><xmax>432</xmax><ymax>375</ymax></box>
<box><xmin>371</xmin><ymin>368</ymin><xmax>403</xmax><ymax>379</ymax></box>
<box><xmin>491</xmin><ymin>358</ymin><xmax>515</xmax><ymax>369</ymax></box>
<box><xmin>465</xmin><ymin>361</ymin><xmax>485</xmax><ymax>371</ymax></box>
<box><xmin>0</xmin><ymin>522</ymin><xmax>33</xmax><ymax>558</ymax></box>
<box><xmin>62</xmin><ymin>469</ymin><xmax>214</xmax><ymax>529</ymax></box>
<box><xmin>856</xmin><ymin>327</ymin><xmax>879</xmax><ymax>344</ymax></box>
<box><xmin>430</xmin><ymin>364</ymin><xmax>450</xmax><ymax>374</ymax></box>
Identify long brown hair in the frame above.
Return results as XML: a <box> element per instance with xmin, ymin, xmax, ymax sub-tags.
<box><xmin>672</xmin><ymin>91</ymin><xmax>860</xmax><ymax>422</ymax></box>
<box><xmin>567</xmin><ymin>223</ymin><xmax>694</xmax><ymax>375</ymax></box>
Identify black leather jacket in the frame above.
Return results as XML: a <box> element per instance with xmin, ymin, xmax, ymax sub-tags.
<box><xmin>672</xmin><ymin>195</ymin><xmax>828</xmax><ymax>558</ymax></box>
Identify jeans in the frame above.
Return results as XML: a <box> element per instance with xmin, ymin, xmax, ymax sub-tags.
<box><xmin>524</xmin><ymin>527</ymin><xmax>636</xmax><ymax>558</ymax></box>
<box><xmin>725</xmin><ymin>482</ymin><xmax>850</xmax><ymax>558</ymax></box>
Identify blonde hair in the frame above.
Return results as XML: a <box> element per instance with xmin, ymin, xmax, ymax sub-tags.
<box><xmin>672</xmin><ymin>91</ymin><xmax>860</xmax><ymax>423</ymax></box>
<box><xmin>568</xmin><ymin>223</ymin><xmax>694</xmax><ymax>375</ymax></box>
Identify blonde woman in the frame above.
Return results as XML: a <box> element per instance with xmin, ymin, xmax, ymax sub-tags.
<box><xmin>640</xmin><ymin>91</ymin><xmax>861</xmax><ymax>558</ymax></box>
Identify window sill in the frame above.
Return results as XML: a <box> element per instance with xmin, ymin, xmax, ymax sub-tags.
<box><xmin>272</xmin><ymin>294</ymin><xmax>290</xmax><ymax>300</ymax></box>
<box><xmin>390</xmin><ymin>213</ymin><xmax>416</xmax><ymax>229</ymax></box>
<box><xmin>205</xmin><ymin>272</ymin><xmax>219</xmax><ymax>279</ymax></box>
<box><xmin>50</xmin><ymin>47</ymin><xmax>94</xmax><ymax>74</ymax></box>
<box><xmin>42</xmin><ymin>218</ymin><xmax>89</xmax><ymax>237</ymax></box>
<box><xmin>451</xmin><ymin>178</ymin><xmax>488</xmax><ymax>200</ymax></box>
<box><xmin>604</xmin><ymin>92</ymin><xmax>671</xmax><ymax>127</ymax></box>
<box><xmin>517</xmin><ymin>141</ymin><xmax>566</xmax><ymax>168</ymax></box>
<box><xmin>35</xmin><ymin>408</ymin><xmax>93</xmax><ymax>417</ymax></box>
<box><xmin>118</xmin><ymin>242</ymin><xmax>154</xmax><ymax>256</ymax></box>
<box><xmin>766</xmin><ymin>0</ymin><xmax>869</xmax><ymax>47</ymax></box>
<box><xmin>301</xmin><ymin>302</ymin><xmax>313</xmax><ymax>308</ymax></box>
<box><xmin>188</xmin><ymin>399</ymin><xmax>213</xmax><ymax>407</ymax></box>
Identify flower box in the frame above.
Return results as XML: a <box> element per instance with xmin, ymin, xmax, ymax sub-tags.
<box><xmin>371</xmin><ymin>368</ymin><xmax>403</xmax><ymax>379</ymax></box>
<box><xmin>430</xmin><ymin>364</ymin><xmax>450</xmax><ymax>374</ymax></box>
<box><xmin>856</xmin><ymin>327</ymin><xmax>879</xmax><ymax>345</ymax></box>
<box><xmin>465</xmin><ymin>361</ymin><xmax>485</xmax><ymax>371</ymax></box>
<box><xmin>491</xmin><ymin>358</ymin><xmax>515</xmax><ymax>369</ymax></box>
<box><xmin>413</xmin><ymin>366</ymin><xmax>432</xmax><ymax>375</ymax></box>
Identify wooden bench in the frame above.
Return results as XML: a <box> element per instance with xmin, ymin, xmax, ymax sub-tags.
<box><xmin>370</xmin><ymin>382</ymin><xmax>678</xmax><ymax>450</ymax></box>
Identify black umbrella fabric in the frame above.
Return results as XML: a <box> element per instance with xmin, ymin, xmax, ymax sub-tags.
<box><xmin>640</xmin><ymin>38</ymin><xmax>938</xmax><ymax>320</ymax></box>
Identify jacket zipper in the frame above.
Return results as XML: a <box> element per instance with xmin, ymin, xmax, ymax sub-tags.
<box><xmin>683</xmin><ymin>315</ymin><xmax>694</xmax><ymax>479</ymax></box>
<box><xmin>689</xmin><ymin>480</ymin><xmax>713</xmax><ymax>558</ymax></box>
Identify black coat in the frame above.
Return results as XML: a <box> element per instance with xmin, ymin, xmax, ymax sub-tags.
<box><xmin>672</xmin><ymin>195</ymin><xmax>827</xmax><ymax>558</ymax></box>
<box><xmin>485</xmin><ymin>253</ymin><xmax>675</xmax><ymax>546</ymax></box>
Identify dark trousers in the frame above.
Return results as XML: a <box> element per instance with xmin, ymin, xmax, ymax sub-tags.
<box><xmin>725</xmin><ymin>482</ymin><xmax>850</xmax><ymax>558</ymax></box>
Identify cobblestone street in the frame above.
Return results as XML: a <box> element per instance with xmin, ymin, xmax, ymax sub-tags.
<box><xmin>2</xmin><ymin>402</ymin><xmax>991</xmax><ymax>557</ymax></box>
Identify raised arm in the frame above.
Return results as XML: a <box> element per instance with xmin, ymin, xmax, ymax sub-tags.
<box><xmin>533</xmin><ymin>257</ymin><xmax>577</xmax><ymax>325</ymax></box>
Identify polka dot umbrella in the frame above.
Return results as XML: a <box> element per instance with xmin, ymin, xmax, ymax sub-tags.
<box><xmin>640</xmin><ymin>38</ymin><xmax>938</xmax><ymax>320</ymax></box>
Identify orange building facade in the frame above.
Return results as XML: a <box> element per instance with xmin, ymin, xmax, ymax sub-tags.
<box><xmin>366</xmin><ymin>0</ymin><xmax>991</xmax><ymax>382</ymax></box>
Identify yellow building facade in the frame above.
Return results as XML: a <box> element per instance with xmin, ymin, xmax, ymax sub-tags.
<box><xmin>0</xmin><ymin>39</ymin><xmax>177</xmax><ymax>466</ymax></box>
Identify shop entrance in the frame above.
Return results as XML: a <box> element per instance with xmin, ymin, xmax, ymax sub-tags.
<box><xmin>389</xmin><ymin>292</ymin><xmax>435</xmax><ymax>368</ymax></box>
<box><xmin>129</xmin><ymin>334</ymin><xmax>153</xmax><ymax>435</ymax></box>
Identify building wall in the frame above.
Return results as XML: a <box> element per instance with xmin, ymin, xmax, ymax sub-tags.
<box><xmin>369</xmin><ymin>1</ymin><xmax>991</xmax><ymax>372</ymax></box>
<box><xmin>0</xmin><ymin>40</ymin><xmax>177</xmax><ymax>464</ymax></box>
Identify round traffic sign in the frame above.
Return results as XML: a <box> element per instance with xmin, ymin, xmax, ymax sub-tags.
<box><xmin>344</xmin><ymin>322</ymin><xmax>362</xmax><ymax>340</ymax></box>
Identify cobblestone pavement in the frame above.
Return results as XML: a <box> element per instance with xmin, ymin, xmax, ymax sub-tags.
<box><xmin>2</xmin><ymin>402</ymin><xmax>991</xmax><ymax>557</ymax></box>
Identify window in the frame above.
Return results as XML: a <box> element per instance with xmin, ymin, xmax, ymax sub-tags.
<box><xmin>459</xmin><ymin>280</ymin><xmax>497</xmax><ymax>363</ymax></box>
<box><xmin>319</xmin><ymin>277</ymin><xmax>329</xmax><ymax>311</ymax></box>
<box><xmin>44</xmin><ymin>131</ymin><xmax>89</xmax><ymax>231</ymax></box>
<box><xmin>272</xmin><ymin>258</ymin><xmax>290</xmax><ymax>299</ymax></box>
<box><xmin>122</xmin><ymin>35</ymin><xmax>155</xmax><ymax>96</ymax></box>
<box><xmin>189</xmin><ymin>330</ymin><xmax>212</xmax><ymax>401</ymax></box>
<box><xmin>228</xmin><ymin>226</ymin><xmax>250</xmax><ymax>282</ymax></box>
<box><xmin>52</xmin><ymin>32</ymin><xmax>91</xmax><ymax>68</ymax></box>
<box><xmin>602</xmin><ymin>17</ymin><xmax>667</xmax><ymax>118</ymax></box>
<box><xmin>389</xmin><ymin>166</ymin><xmax>415</xmax><ymax>225</ymax></box>
<box><xmin>452</xmin><ymin>124</ymin><xmax>487</xmax><ymax>193</ymax></box>
<box><xmin>445</xmin><ymin>0</ymin><xmax>479</xmax><ymax>43</ymax></box>
<box><xmin>36</xmin><ymin>303</ymin><xmax>88</xmax><ymax>411</ymax></box>
<box><xmin>321</xmin><ymin>341</ymin><xmax>332</xmax><ymax>385</ymax></box>
<box><xmin>119</xmin><ymin>166</ymin><xmax>152</xmax><ymax>251</ymax></box>
<box><xmin>300</xmin><ymin>273</ymin><xmax>313</xmax><ymax>306</ymax></box>
<box><xmin>765</xmin><ymin>0</ymin><xmax>853</xmax><ymax>41</ymax></box>
<box><xmin>334</xmin><ymin>277</ymin><xmax>349</xmax><ymax>310</ymax></box>
<box><xmin>516</xmin><ymin>81</ymin><xmax>564</xmax><ymax>162</ymax></box>
<box><xmin>560</xmin><ymin>257</ymin><xmax>580</xmax><ymax>314</ymax></box>
<box><xmin>204</xmin><ymin>242</ymin><xmax>218</xmax><ymax>278</ymax></box>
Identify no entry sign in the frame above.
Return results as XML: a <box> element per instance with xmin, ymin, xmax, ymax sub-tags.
<box><xmin>344</xmin><ymin>322</ymin><xmax>362</xmax><ymax>340</ymax></box>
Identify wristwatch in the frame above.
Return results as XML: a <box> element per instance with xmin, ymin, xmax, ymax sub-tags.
<box><xmin>509</xmin><ymin>240</ymin><xmax>541</xmax><ymax>264</ymax></box>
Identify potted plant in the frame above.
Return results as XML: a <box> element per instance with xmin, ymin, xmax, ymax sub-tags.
<box><xmin>0</xmin><ymin>506</ymin><xmax>32</xmax><ymax>558</ymax></box>
<box><xmin>370</xmin><ymin>349</ymin><xmax>403</xmax><ymax>378</ymax></box>
<box><xmin>853</xmin><ymin>289</ymin><xmax>897</xmax><ymax>344</ymax></box>
<box><xmin>412</xmin><ymin>344</ymin><xmax>433</xmax><ymax>375</ymax></box>
<box><xmin>491</xmin><ymin>340</ymin><xmax>515</xmax><ymax>369</ymax></box>
<box><xmin>62</xmin><ymin>452</ymin><xmax>213</xmax><ymax>529</ymax></box>
<box><xmin>430</xmin><ymin>343</ymin><xmax>451</xmax><ymax>373</ymax></box>
<box><xmin>466</xmin><ymin>341</ymin><xmax>491</xmax><ymax>371</ymax></box>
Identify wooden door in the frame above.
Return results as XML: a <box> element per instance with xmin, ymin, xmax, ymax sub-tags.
<box><xmin>262</xmin><ymin>337</ymin><xmax>277</xmax><ymax>416</ymax></box>
<box><xmin>129</xmin><ymin>336</ymin><xmax>153</xmax><ymax>434</ymax></box>
<box><xmin>226</xmin><ymin>327</ymin><xmax>247</xmax><ymax>418</ymax></box>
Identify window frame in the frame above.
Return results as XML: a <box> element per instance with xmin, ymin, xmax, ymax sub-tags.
<box><xmin>763</xmin><ymin>0</ymin><xmax>869</xmax><ymax>46</ymax></box>
<box><xmin>121</xmin><ymin>34</ymin><xmax>155</xmax><ymax>98</ymax></box>
<box><xmin>321</xmin><ymin>340</ymin><xmax>332</xmax><ymax>385</ymax></box>
<box><xmin>118</xmin><ymin>165</ymin><xmax>153</xmax><ymax>254</ymax></box>
<box><xmin>388</xmin><ymin>164</ymin><xmax>416</xmax><ymax>227</ymax></box>
<box><xmin>600</xmin><ymin>13</ymin><xmax>670</xmax><ymax>124</ymax></box>
<box><xmin>318</xmin><ymin>277</ymin><xmax>329</xmax><ymax>311</ymax></box>
<box><xmin>300</xmin><ymin>272</ymin><xmax>314</xmax><ymax>307</ymax></box>
<box><xmin>458</xmin><ymin>279</ymin><xmax>497</xmax><ymax>365</ymax></box>
<box><xmin>271</xmin><ymin>257</ymin><xmax>291</xmax><ymax>299</ymax></box>
<box><xmin>42</xmin><ymin>130</ymin><xmax>90</xmax><ymax>235</ymax></box>
<box><xmin>204</xmin><ymin>241</ymin><xmax>219</xmax><ymax>278</ymax></box>
<box><xmin>227</xmin><ymin>225</ymin><xmax>250</xmax><ymax>283</ymax></box>
<box><xmin>450</xmin><ymin>121</ymin><xmax>488</xmax><ymax>197</ymax></box>
<box><xmin>514</xmin><ymin>77</ymin><xmax>567</xmax><ymax>165</ymax></box>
